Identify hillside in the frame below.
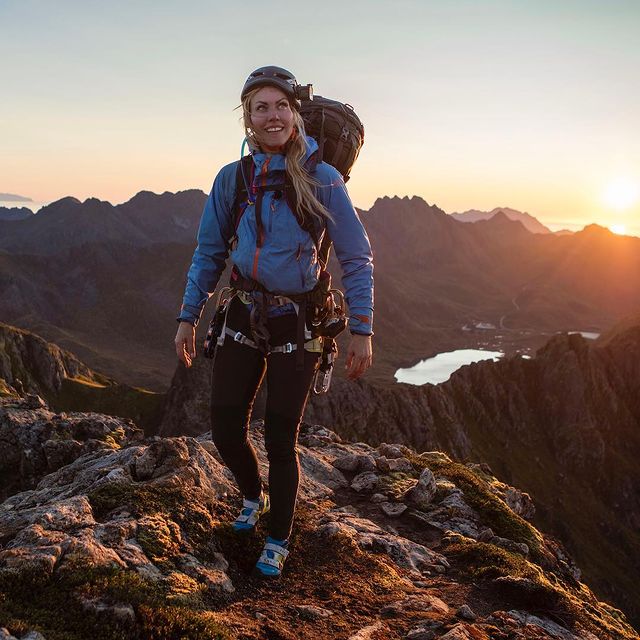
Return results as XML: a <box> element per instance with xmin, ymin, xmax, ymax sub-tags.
<box><xmin>162</xmin><ymin>319</ymin><xmax>640</xmax><ymax>628</ymax></box>
<box><xmin>1</xmin><ymin>192</ymin><xmax>640</xmax><ymax>390</ymax></box>
<box><xmin>0</xmin><ymin>323</ymin><xmax>165</xmax><ymax>436</ymax></box>
<box><xmin>0</xmin><ymin>390</ymin><xmax>637</xmax><ymax>640</ymax></box>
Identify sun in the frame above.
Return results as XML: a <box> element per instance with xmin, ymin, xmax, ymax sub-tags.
<box><xmin>610</xmin><ymin>223</ymin><xmax>627</xmax><ymax>235</ymax></box>
<box><xmin>603</xmin><ymin>178</ymin><xmax>638</xmax><ymax>210</ymax></box>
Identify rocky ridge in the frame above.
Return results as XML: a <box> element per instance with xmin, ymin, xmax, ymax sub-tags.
<box><xmin>161</xmin><ymin>323</ymin><xmax>640</xmax><ymax>628</ymax></box>
<box><xmin>0</xmin><ymin>323</ymin><xmax>165</xmax><ymax>435</ymax></box>
<box><xmin>0</xmin><ymin>392</ymin><xmax>144</xmax><ymax>503</ymax></box>
<box><xmin>0</xmin><ymin>394</ymin><xmax>637</xmax><ymax>640</ymax></box>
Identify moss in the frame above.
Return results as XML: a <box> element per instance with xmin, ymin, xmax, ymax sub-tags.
<box><xmin>164</xmin><ymin>572</ymin><xmax>206</xmax><ymax>606</ymax></box>
<box><xmin>407</xmin><ymin>453</ymin><xmax>544</xmax><ymax>560</ymax></box>
<box><xmin>87</xmin><ymin>483</ymin><xmax>217</xmax><ymax>558</ymax></box>
<box><xmin>137</xmin><ymin>515</ymin><xmax>183</xmax><ymax>563</ymax></box>
<box><xmin>136</xmin><ymin>605</ymin><xmax>230</xmax><ymax>639</ymax></box>
<box><xmin>376</xmin><ymin>471</ymin><xmax>415</xmax><ymax>500</ymax></box>
<box><xmin>447</xmin><ymin>538</ymin><xmax>639</xmax><ymax>639</ymax></box>
<box><xmin>446</xmin><ymin>539</ymin><xmax>539</xmax><ymax>581</ymax></box>
<box><xmin>99</xmin><ymin>426</ymin><xmax>127</xmax><ymax>449</ymax></box>
<box><xmin>0</xmin><ymin>565</ymin><xmax>231</xmax><ymax>640</ymax></box>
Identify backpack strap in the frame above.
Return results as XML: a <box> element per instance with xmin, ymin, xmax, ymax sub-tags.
<box><xmin>232</xmin><ymin>151</ymin><xmax>333</xmax><ymax>270</ymax></box>
<box><xmin>230</xmin><ymin>155</ymin><xmax>256</xmax><ymax>249</ymax></box>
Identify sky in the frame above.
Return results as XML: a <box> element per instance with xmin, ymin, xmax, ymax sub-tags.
<box><xmin>2</xmin><ymin>0</ymin><xmax>639</xmax><ymax>235</ymax></box>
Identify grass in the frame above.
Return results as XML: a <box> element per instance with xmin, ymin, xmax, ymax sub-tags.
<box><xmin>406</xmin><ymin>452</ymin><xmax>544</xmax><ymax>560</ymax></box>
<box><xmin>87</xmin><ymin>483</ymin><xmax>221</xmax><ymax>558</ymax></box>
<box><xmin>0</xmin><ymin>565</ymin><xmax>231</xmax><ymax>640</ymax></box>
<box><xmin>54</xmin><ymin>377</ymin><xmax>166</xmax><ymax>436</ymax></box>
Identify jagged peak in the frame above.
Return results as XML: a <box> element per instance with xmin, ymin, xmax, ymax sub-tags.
<box><xmin>368</xmin><ymin>195</ymin><xmax>451</xmax><ymax>220</ymax></box>
<box><xmin>120</xmin><ymin>189</ymin><xmax>207</xmax><ymax>209</ymax></box>
<box><xmin>82</xmin><ymin>197</ymin><xmax>116</xmax><ymax>210</ymax></box>
<box><xmin>371</xmin><ymin>195</ymin><xmax>431</xmax><ymax>208</ymax></box>
<box><xmin>480</xmin><ymin>210</ymin><xmax>530</xmax><ymax>232</ymax></box>
<box><xmin>37</xmin><ymin>196</ymin><xmax>82</xmax><ymax>213</ymax></box>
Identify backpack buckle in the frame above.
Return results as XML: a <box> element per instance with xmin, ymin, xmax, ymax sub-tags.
<box><xmin>283</xmin><ymin>342</ymin><xmax>294</xmax><ymax>353</ymax></box>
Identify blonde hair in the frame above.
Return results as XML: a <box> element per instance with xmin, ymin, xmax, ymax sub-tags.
<box><xmin>239</xmin><ymin>89</ymin><xmax>333</xmax><ymax>232</ymax></box>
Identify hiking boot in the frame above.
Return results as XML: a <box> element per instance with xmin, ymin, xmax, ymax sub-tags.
<box><xmin>232</xmin><ymin>491</ymin><xmax>270</xmax><ymax>533</ymax></box>
<box><xmin>254</xmin><ymin>536</ymin><xmax>289</xmax><ymax>578</ymax></box>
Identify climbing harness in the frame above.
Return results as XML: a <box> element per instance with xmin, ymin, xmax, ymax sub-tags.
<box><xmin>203</xmin><ymin>269</ymin><xmax>347</xmax><ymax>394</ymax></box>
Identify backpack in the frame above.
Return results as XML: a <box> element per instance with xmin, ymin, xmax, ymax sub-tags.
<box><xmin>231</xmin><ymin>95</ymin><xmax>365</xmax><ymax>270</ymax></box>
<box><xmin>299</xmin><ymin>95</ymin><xmax>364</xmax><ymax>183</ymax></box>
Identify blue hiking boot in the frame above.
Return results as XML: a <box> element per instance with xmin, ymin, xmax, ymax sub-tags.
<box><xmin>254</xmin><ymin>536</ymin><xmax>289</xmax><ymax>578</ymax></box>
<box><xmin>232</xmin><ymin>491</ymin><xmax>270</xmax><ymax>533</ymax></box>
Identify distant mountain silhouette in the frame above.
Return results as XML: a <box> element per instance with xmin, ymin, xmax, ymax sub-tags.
<box><xmin>1</xmin><ymin>192</ymin><xmax>639</xmax><ymax>391</ymax></box>
<box><xmin>0</xmin><ymin>190</ymin><xmax>206</xmax><ymax>255</ymax></box>
<box><xmin>0</xmin><ymin>206</ymin><xmax>33</xmax><ymax>221</ymax></box>
<box><xmin>451</xmin><ymin>206</ymin><xmax>553</xmax><ymax>234</ymax></box>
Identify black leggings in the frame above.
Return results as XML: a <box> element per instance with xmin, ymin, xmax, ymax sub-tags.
<box><xmin>210</xmin><ymin>296</ymin><xmax>320</xmax><ymax>541</ymax></box>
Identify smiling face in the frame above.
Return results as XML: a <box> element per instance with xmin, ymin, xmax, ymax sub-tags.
<box><xmin>249</xmin><ymin>86</ymin><xmax>295</xmax><ymax>153</ymax></box>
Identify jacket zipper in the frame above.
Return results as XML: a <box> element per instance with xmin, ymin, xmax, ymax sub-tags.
<box><xmin>252</xmin><ymin>157</ymin><xmax>271</xmax><ymax>280</ymax></box>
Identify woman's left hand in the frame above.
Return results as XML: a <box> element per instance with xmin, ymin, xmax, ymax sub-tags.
<box><xmin>344</xmin><ymin>334</ymin><xmax>373</xmax><ymax>380</ymax></box>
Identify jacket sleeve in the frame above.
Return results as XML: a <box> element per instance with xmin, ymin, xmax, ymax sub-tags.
<box><xmin>177</xmin><ymin>164</ymin><xmax>236</xmax><ymax>327</ymax></box>
<box><xmin>321</xmin><ymin>168</ymin><xmax>374</xmax><ymax>335</ymax></box>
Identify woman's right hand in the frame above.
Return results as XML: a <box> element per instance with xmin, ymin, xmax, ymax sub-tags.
<box><xmin>175</xmin><ymin>322</ymin><xmax>196</xmax><ymax>368</ymax></box>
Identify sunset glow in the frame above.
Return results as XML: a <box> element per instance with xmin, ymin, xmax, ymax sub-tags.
<box><xmin>610</xmin><ymin>223</ymin><xmax>627</xmax><ymax>235</ymax></box>
<box><xmin>603</xmin><ymin>178</ymin><xmax>638</xmax><ymax>211</ymax></box>
<box><xmin>1</xmin><ymin>3</ymin><xmax>640</xmax><ymax>237</ymax></box>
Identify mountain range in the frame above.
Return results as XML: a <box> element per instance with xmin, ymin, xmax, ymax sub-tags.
<box><xmin>0</xmin><ymin>207</ymin><xmax>33</xmax><ymax>222</ymax></box>
<box><xmin>449</xmin><ymin>207</ymin><xmax>553</xmax><ymax>234</ymax></box>
<box><xmin>1</xmin><ymin>191</ymin><xmax>639</xmax><ymax>391</ymax></box>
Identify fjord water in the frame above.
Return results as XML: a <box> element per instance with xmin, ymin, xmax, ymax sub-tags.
<box><xmin>395</xmin><ymin>349</ymin><xmax>504</xmax><ymax>385</ymax></box>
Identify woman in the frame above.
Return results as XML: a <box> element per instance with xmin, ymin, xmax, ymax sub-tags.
<box><xmin>175</xmin><ymin>66</ymin><xmax>374</xmax><ymax>577</ymax></box>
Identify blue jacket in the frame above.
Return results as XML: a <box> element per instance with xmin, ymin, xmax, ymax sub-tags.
<box><xmin>178</xmin><ymin>135</ymin><xmax>374</xmax><ymax>335</ymax></box>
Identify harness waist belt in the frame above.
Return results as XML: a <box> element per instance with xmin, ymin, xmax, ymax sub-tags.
<box><xmin>224</xmin><ymin>327</ymin><xmax>322</xmax><ymax>354</ymax></box>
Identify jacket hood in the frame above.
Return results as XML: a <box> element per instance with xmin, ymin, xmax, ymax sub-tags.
<box><xmin>249</xmin><ymin>134</ymin><xmax>318</xmax><ymax>174</ymax></box>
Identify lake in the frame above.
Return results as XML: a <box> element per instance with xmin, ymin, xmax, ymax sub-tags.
<box><xmin>395</xmin><ymin>348</ymin><xmax>504</xmax><ymax>385</ymax></box>
<box><xmin>567</xmin><ymin>331</ymin><xmax>600</xmax><ymax>340</ymax></box>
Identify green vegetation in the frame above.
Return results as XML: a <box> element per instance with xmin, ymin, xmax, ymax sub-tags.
<box><xmin>100</xmin><ymin>426</ymin><xmax>127</xmax><ymax>449</ymax></box>
<box><xmin>407</xmin><ymin>452</ymin><xmax>544</xmax><ymax>559</ymax></box>
<box><xmin>0</xmin><ymin>565</ymin><xmax>231</xmax><ymax>640</ymax></box>
<box><xmin>376</xmin><ymin>471</ymin><xmax>416</xmax><ymax>499</ymax></box>
<box><xmin>55</xmin><ymin>377</ymin><xmax>166</xmax><ymax>436</ymax></box>
<box><xmin>446</xmin><ymin>538</ymin><xmax>639</xmax><ymax>640</ymax></box>
<box><xmin>87</xmin><ymin>483</ymin><xmax>217</xmax><ymax>557</ymax></box>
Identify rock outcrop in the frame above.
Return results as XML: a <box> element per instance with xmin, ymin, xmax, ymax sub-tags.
<box><xmin>0</xmin><ymin>323</ymin><xmax>165</xmax><ymax>435</ymax></box>
<box><xmin>161</xmin><ymin>324</ymin><xmax>640</xmax><ymax>628</ymax></box>
<box><xmin>1</xmin><ymin>396</ymin><xmax>637</xmax><ymax>639</ymax></box>
<box><xmin>0</xmin><ymin>394</ymin><xmax>144</xmax><ymax>502</ymax></box>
